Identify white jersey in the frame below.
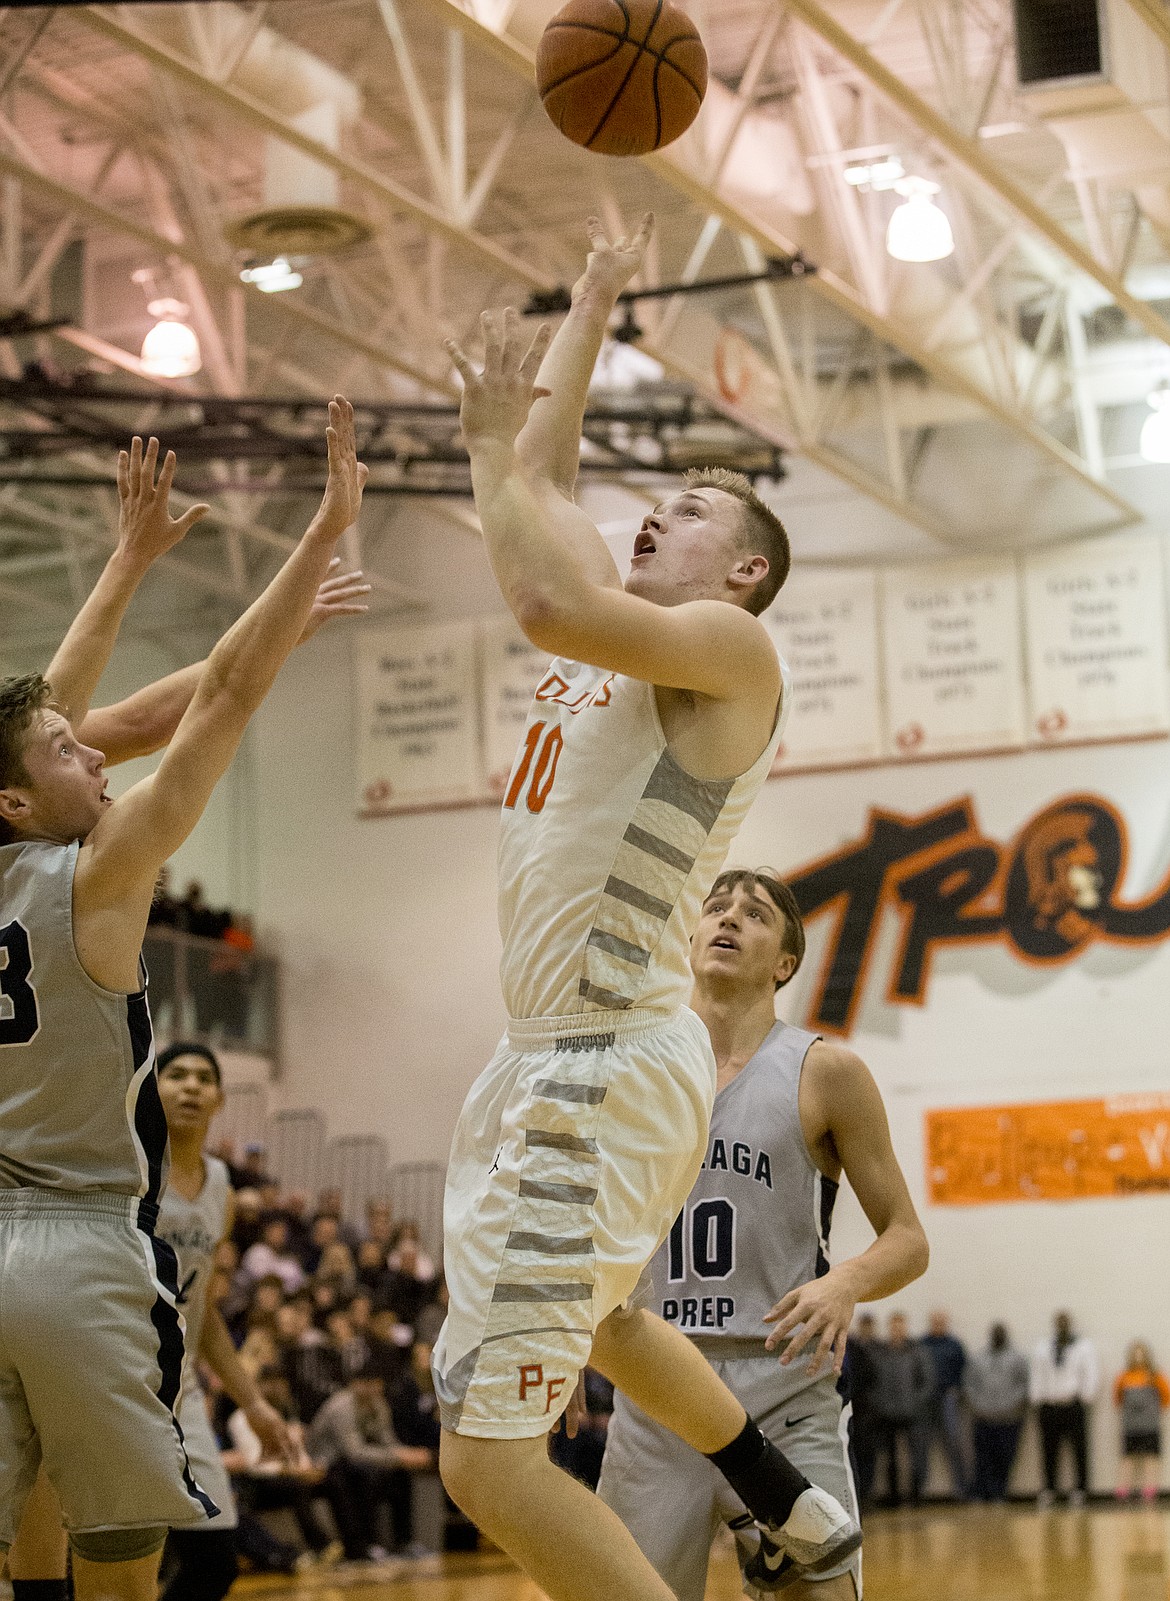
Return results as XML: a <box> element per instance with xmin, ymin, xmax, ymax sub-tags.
<box><xmin>498</xmin><ymin>656</ymin><xmax>789</xmax><ymax>1020</ymax></box>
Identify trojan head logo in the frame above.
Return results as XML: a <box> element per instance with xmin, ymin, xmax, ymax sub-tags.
<box><xmin>787</xmin><ymin>793</ymin><xmax>1168</xmax><ymax>1035</ymax></box>
<box><xmin>1008</xmin><ymin>802</ymin><xmax>1118</xmax><ymax>958</ymax></box>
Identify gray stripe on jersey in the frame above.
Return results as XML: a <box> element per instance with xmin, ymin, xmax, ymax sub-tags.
<box><xmin>577</xmin><ymin>978</ymin><xmax>636</xmax><ymax>1009</ymax></box>
<box><xmin>643</xmin><ymin>748</ymin><xmax>734</xmax><ymax>831</ymax></box>
<box><xmin>622</xmin><ymin>823</ymin><xmax>695</xmax><ymax>874</ymax></box>
<box><xmin>586</xmin><ymin>928</ymin><xmax>652</xmax><ymax>968</ymax></box>
<box><xmin>506</xmin><ymin>1231</ymin><xmax>595</xmax><ymax>1255</ymax></box>
<box><xmin>519</xmin><ymin>1179</ymin><xmax>599</xmax><ymax>1205</ymax></box>
<box><xmin>525</xmin><ymin>1130</ymin><xmax>600</xmax><ymax>1155</ymax></box>
<box><xmin>156</xmin><ymin>1155</ymin><xmax>232</xmax><ymax>1362</ymax></box>
<box><xmin>532</xmin><ymin>1079</ymin><xmax>608</xmax><ymax>1104</ymax></box>
<box><xmin>492</xmin><ymin>1282</ymin><xmax>592</xmax><ymax>1303</ymax></box>
<box><xmin>602</xmin><ymin>876</ymin><xmax>674</xmax><ymax>920</ymax></box>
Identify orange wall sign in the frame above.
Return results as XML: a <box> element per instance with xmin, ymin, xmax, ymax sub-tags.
<box><xmin>926</xmin><ymin>1094</ymin><xmax>1170</xmax><ymax>1206</ymax></box>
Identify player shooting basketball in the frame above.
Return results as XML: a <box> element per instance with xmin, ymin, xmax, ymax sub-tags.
<box><xmin>433</xmin><ymin>217</ymin><xmax>861</xmax><ymax>1600</ymax></box>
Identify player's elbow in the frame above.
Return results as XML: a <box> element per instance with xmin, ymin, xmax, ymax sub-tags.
<box><xmin>907</xmin><ymin>1224</ymin><xmax>930</xmax><ymax>1282</ymax></box>
<box><xmin>513</xmin><ymin>587</ymin><xmax>577</xmax><ymax>654</ymax></box>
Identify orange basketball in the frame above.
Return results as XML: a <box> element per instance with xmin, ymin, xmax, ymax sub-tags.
<box><xmin>536</xmin><ymin>0</ymin><xmax>708</xmax><ymax>158</ymax></box>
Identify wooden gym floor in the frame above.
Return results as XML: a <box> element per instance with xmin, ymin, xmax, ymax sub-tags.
<box><xmin>237</xmin><ymin>1501</ymin><xmax>1170</xmax><ymax>1601</ymax></box>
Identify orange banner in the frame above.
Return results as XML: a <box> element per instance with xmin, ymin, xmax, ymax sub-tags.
<box><xmin>926</xmin><ymin>1094</ymin><xmax>1170</xmax><ymax>1206</ymax></box>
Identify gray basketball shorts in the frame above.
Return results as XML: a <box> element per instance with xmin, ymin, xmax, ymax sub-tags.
<box><xmin>175</xmin><ymin>1384</ymin><xmax>236</xmax><ymax>1532</ymax></box>
<box><xmin>0</xmin><ymin>1189</ymin><xmax>218</xmax><ymax>1546</ymax></box>
<box><xmin>598</xmin><ymin>1349</ymin><xmax>861</xmax><ymax>1601</ymax></box>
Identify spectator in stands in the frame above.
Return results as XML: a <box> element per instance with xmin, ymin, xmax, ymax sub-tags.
<box><xmin>224</xmin><ymin>912</ymin><xmax>255</xmax><ymax>954</ymax></box>
<box><xmin>1029</xmin><ymin>1311</ymin><xmax>1099</xmax><ymax>1507</ymax></box>
<box><xmin>356</xmin><ymin>1238</ymin><xmax>389</xmax><ymax>1292</ymax></box>
<box><xmin>238</xmin><ymin>1143</ymin><xmax>276</xmax><ymax>1191</ymax></box>
<box><xmin>324</xmin><ymin>1306</ymin><xmax>368</xmax><ymax>1381</ymax></box>
<box><xmin>414</xmin><ymin>1279</ymin><xmax>448</xmax><ymax>1350</ymax></box>
<box><xmin>257</xmin><ymin>1179</ymin><xmax>286</xmax><ymax>1221</ymax></box>
<box><xmin>303</xmin><ymin>1213</ymin><xmax>342</xmax><ymax>1275</ymax></box>
<box><xmin>845</xmin><ymin>1311</ymin><xmax>881</xmax><ymax>1509</ymax></box>
<box><xmin>1114</xmin><ymin>1341</ymin><xmax>1169</xmax><ymax>1502</ymax></box>
<box><xmin>366</xmin><ymin>1307</ymin><xmax>414</xmax><ymax>1389</ymax></box>
<box><xmin>922</xmin><ymin>1309</ymin><xmax>971</xmax><ymax>1499</ymax></box>
<box><xmin>348</xmin><ymin>1291</ymin><xmax>373</xmax><ymax>1340</ymax></box>
<box><xmin>388</xmin><ymin>1342</ymin><xmax>442</xmax><ymax>1455</ymax></box>
<box><xmin>315</xmin><ymin>1242</ymin><xmax>358</xmax><ymax>1300</ymax></box>
<box><xmin>224</xmin><ymin>1367</ymin><xmax>341</xmax><ymax>1567</ymax></box>
<box><xmin>364</xmin><ymin>1199</ymin><xmax>395</xmax><ymax>1250</ymax></box>
<box><xmin>965</xmin><ymin>1323</ymin><xmax>1029</xmax><ymax>1503</ymax></box>
<box><xmin>871</xmin><ymin>1311</ymin><xmax>934</xmax><ymax>1507</ymax></box>
<box><xmin>307</xmin><ymin>1364</ymin><xmax>435</xmax><ymax>1561</ymax></box>
<box><xmin>277</xmin><ymin>1295</ymin><xmax>343</xmax><ymax>1423</ymax></box>
<box><xmin>178</xmin><ymin>878</ymin><xmax>229</xmax><ymax>939</ymax></box>
<box><xmin>281</xmin><ymin>1192</ymin><xmax>313</xmax><ymax>1264</ymax></box>
<box><xmin>378</xmin><ymin>1223</ymin><xmax>438</xmax><ymax>1326</ymax></box>
<box><xmin>239</xmin><ymin>1323</ymin><xmax>281</xmax><ymax>1381</ymax></box>
<box><xmin>242</xmin><ymin>1218</ymin><xmax>307</xmax><ymax>1295</ymax></box>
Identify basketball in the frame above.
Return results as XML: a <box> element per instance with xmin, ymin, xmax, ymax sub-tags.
<box><xmin>536</xmin><ymin>0</ymin><xmax>708</xmax><ymax>158</ymax></box>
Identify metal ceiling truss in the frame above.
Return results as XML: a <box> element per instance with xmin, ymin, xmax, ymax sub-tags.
<box><xmin>0</xmin><ymin>375</ymin><xmax>787</xmax><ymax>495</ymax></box>
<box><xmin>426</xmin><ymin>0</ymin><xmax>1140</xmax><ymax>535</ymax></box>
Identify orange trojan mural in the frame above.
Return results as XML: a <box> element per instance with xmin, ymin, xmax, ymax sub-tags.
<box><xmin>787</xmin><ymin>792</ymin><xmax>1170</xmax><ymax>1037</ymax></box>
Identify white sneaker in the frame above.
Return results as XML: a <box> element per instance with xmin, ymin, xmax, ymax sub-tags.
<box><xmin>744</xmin><ymin>1485</ymin><xmax>862</xmax><ymax>1591</ymax></box>
<box><xmin>780</xmin><ymin>1485</ymin><xmax>863</xmax><ymax>1571</ymax></box>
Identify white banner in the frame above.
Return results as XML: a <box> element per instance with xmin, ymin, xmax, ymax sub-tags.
<box><xmin>355</xmin><ymin>623</ymin><xmax>480</xmax><ymax>816</ymax></box>
<box><xmin>882</xmin><ymin>559</ymin><xmax>1026</xmax><ymax>757</ymax></box>
<box><xmin>1024</xmin><ymin>534</ymin><xmax>1170</xmax><ymax>744</ymax></box>
<box><xmin>764</xmin><ymin>568</ymin><xmax>883</xmax><ymax>771</ymax></box>
<box><xmin>480</xmin><ymin>618</ymin><xmax>551</xmax><ymax>799</ymax></box>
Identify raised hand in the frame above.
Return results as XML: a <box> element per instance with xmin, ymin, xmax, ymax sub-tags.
<box><xmin>116</xmin><ymin>436</ymin><xmax>210</xmax><ymax>569</ymax></box>
<box><xmin>574</xmin><ymin>212</ymin><xmax>655</xmax><ymax>304</ymax></box>
<box><xmin>314</xmin><ymin>396</ymin><xmax>368</xmax><ymax>543</ymax></box>
<box><xmin>298</xmin><ymin>557</ymin><xmax>372</xmax><ymax>645</ymax></box>
<box><xmin>446</xmin><ymin>308</ymin><xmax>552</xmax><ymax>454</ymax></box>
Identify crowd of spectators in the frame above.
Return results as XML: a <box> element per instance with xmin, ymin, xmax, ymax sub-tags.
<box><xmin>148</xmin><ymin>869</ymin><xmax>255</xmax><ymax>951</ymax></box>
<box><xmin>846</xmin><ymin>1309</ymin><xmax>1168</xmax><ymax>1510</ymax></box>
<box><xmin>198</xmin><ymin>1146</ymin><xmax>449</xmax><ymax>1570</ymax></box>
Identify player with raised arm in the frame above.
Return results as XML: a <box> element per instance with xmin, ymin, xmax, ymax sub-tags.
<box><xmin>0</xmin><ymin>400</ymin><xmax>364</xmax><ymax>1601</ymax></box>
<box><xmin>599</xmin><ymin>869</ymin><xmax>930</xmax><ymax>1598</ymax></box>
<box><xmin>432</xmin><ymin>218</ymin><xmax>861</xmax><ymax>1601</ymax></box>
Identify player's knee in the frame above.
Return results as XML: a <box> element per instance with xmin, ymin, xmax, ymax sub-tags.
<box><xmin>69</xmin><ymin>1526</ymin><xmax>167</xmax><ymax>1563</ymax></box>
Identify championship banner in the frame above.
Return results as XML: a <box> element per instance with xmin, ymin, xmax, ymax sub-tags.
<box><xmin>355</xmin><ymin>623</ymin><xmax>480</xmax><ymax>816</ymax></box>
<box><xmin>1023</xmin><ymin>533</ymin><xmax>1170</xmax><ymax>744</ymax></box>
<box><xmin>880</xmin><ymin>558</ymin><xmax>1026</xmax><ymax>758</ymax></box>
<box><xmin>763</xmin><ymin>568</ymin><xmax>883</xmax><ymax>772</ymax></box>
<box><xmin>480</xmin><ymin>618</ymin><xmax>550</xmax><ymax>799</ymax></box>
<box><xmin>926</xmin><ymin>1094</ymin><xmax>1170</xmax><ymax>1205</ymax></box>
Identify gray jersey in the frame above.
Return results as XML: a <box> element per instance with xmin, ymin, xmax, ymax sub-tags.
<box><xmin>158</xmin><ymin>1156</ymin><xmax>231</xmax><ymax>1364</ymax></box>
<box><xmin>646</xmin><ymin>1020</ymin><xmax>835</xmax><ymax>1354</ymax></box>
<box><xmin>0</xmin><ymin>840</ymin><xmax>166</xmax><ymax>1206</ymax></box>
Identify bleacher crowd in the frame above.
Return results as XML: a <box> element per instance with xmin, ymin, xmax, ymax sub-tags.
<box><xmin>198</xmin><ymin>1144</ymin><xmax>448</xmax><ymax>1570</ymax></box>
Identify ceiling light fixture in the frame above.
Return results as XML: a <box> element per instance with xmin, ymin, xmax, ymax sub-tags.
<box><xmin>843</xmin><ymin>154</ymin><xmax>904</xmax><ymax>191</ymax></box>
<box><xmin>885</xmin><ymin>177</ymin><xmax>955</xmax><ymax>263</ymax></box>
<box><xmin>239</xmin><ymin>256</ymin><xmax>304</xmax><ymax>293</ymax></box>
<box><xmin>140</xmin><ymin>298</ymin><xmax>201</xmax><ymax>378</ymax></box>
<box><xmin>1139</xmin><ymin>382</ymin><xmax>1170</xmax><ymax>462</ymax></box>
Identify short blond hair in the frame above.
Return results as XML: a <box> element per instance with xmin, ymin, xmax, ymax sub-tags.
<box><xmin>684</xmin><ymin>467</ymin><xmax>790</xmax><ymax>614</ymax></box>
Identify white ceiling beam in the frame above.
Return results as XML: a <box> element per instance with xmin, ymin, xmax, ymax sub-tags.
<box><xmin>780</xmin><ymin>0</ymin><xmax>1170</xmax><ymax>351</ymax></box>
<box><xmin>422</xmin><ymin>0</ymin><xmax>1138</xmax><ymax>526</ymax></box>
<box><xmin>0</xmin><ymin>148</ymin><xmax>452</xmax><ymax>396</ymax></box>
<box><xmin>76</xmin><ymin>6</ymin><xmax>554</xmax><ymax>292</ymax></box>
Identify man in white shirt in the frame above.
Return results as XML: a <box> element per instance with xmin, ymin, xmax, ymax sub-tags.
<box><xmin>1028</xmin><ymin>1312</ymin><xmax>1099</xmax><ymax>1506</ymax></box>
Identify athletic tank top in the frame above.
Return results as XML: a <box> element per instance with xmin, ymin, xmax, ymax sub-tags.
<box><xmin>645</xmin><ymin>1020</ymin><xmax>835</xmax><ymax>1346</ymax></box>
<box><xmin>157</xmin><ymin>1155</ymin><xmax>231</xmax><ymax>1362</ymax></box>
<box><xmin>498</xmin><ymin>657</ymin><xmax>789</xmax><ymax>1020</ymax></box>
<box><xmin>0</xmin><ymin>839</ymin><xmax>165</xmax><ymax>1204</ymax></box>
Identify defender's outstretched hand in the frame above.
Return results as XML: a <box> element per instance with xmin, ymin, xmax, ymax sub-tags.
<box><xmin>314</xmin><ymin>396</ymin><xmax>368</xmax><ymax>543</ymax></box>
<box><xmin>116</xmin><ymin>436</ymin><xmax>210</xmax><ymax>567</ymax></box>
<box><xmin>447</xmin><ymin>309</ymin><xmax>552</xmax><ymax>453</ymax></box>
<box><xmin>298</xmin><ymin>557</ymin><xmax>371</xmax><ymax>645</ymax></box>
<box><xmin>574</xmin><ymin>212</ymin><xmax>655</xmax><ymax>304</ymax></box>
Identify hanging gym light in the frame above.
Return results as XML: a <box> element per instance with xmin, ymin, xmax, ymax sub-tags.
<box><xmin>140</xmin><ymin>298</ymin><xmax>202</xmax><ymax>378</ymax></box>
<box><xmin>885</xmin><ymin>177</ymin><xmax>955</xmax><ymax>264</ymax></box>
